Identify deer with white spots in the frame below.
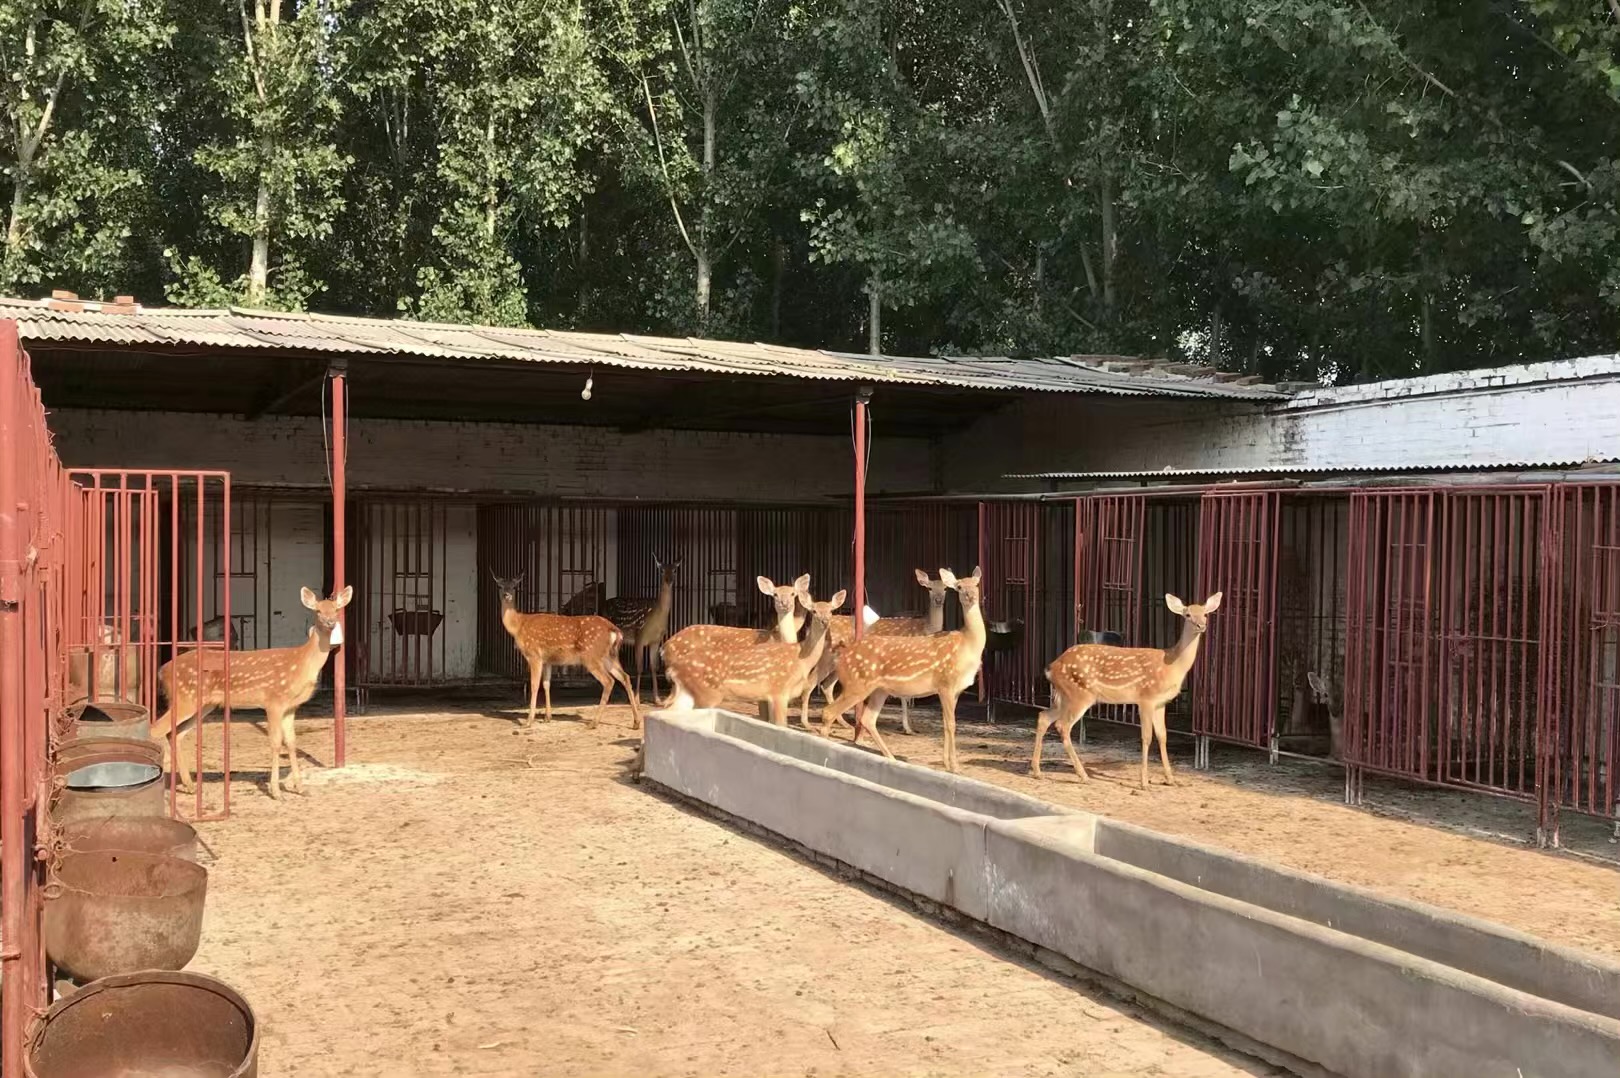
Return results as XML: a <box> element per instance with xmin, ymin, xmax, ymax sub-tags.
<box><xmin>149</xmin><ymin>585</ymin><xmax>352</xmax><ymax>801</ymax></box>
<box><xmin>820</xmin><ymin>567</ymin><xmax>984</xmax><ymax>773</ymax></box>
<box><xmin>1032</xmin><ymin>592</ymin><xmax>1222</xmax><ymax>789</ymax></box>
<box><xmin>663</xmin><ymin>581</ymin><xmax>845</xmax><ymax>724</ymax></box>
<box><xmin>493</xmin><ymin>572</ymin><xmax>640</xmax><ymax>730</ymax></box>
<box><xmin>658</xmin><ymin>574</ymin><xmax>810</xmax><ymax>720</ymax></box>
<box><xmin>806</xmin><ymin>569</ymin><xmax>952</xmax><ymax>735</ymax></box>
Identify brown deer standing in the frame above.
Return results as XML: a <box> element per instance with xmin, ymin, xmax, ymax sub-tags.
<box><xmin>663</xmin><ymin>583</ymin><xmax>845</xmax><ymax>724</ymax></box>
<box><xmin>1032</xmin><ymin>592</ymin><xmax>1222</xmax><ymax>789</ymax></box>
<box><xmin>493</xmin><ymin>572</ymin><xmax>640</xmax><ymax>730</ymax></box>
<box><xmin>821</xmin><ymin>567</ymin><xmax>984</xmax><ymax>773</ymax></box>
<box><xmin>658</xmin><ymin>574</ymin><xmax>809</xmax><ymax>720</ymax></box>
<box><xmin>806</xmin><ymin>569</ymin><xmax>951</xmax><ymax>734</ymax></box>
<box><xmin>149</xmin><ymin>585</ymin><xmax>352</xmax><ymax>801</ymax></box>
<box><xmin>603</xmin><ymin>555</ymin><xmax>682</xmax><ymax>700</ymax></box>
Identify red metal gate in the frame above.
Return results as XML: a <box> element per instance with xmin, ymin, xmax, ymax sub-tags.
<box><xmin>1543</xmin><ymin>484</ymin><xmax>1620</xmax><ymax>840</ymax></box>
<box><xmin>1193</xmin><ymin>491</ymin><xmax>1281</xmax><ymax>757</ymax></box>
<box><xmin>1075</xmin><ymin>494</ymin><xmax>1146</xmax><ymax>642</ymax></box>
<box><xmin>981</xmin><ymin>501</ymin><xmax>1045</xmax><ymax>709</ymax></box>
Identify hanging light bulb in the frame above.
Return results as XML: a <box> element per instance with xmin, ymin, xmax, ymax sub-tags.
<box><xmin>581</xmin><ymin>372</ymin><xmax>594</xmax><ymax>401</ymax></box>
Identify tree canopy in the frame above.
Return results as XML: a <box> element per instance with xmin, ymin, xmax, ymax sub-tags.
<box><xmin>4</xmin><ymin>0</ymin><xmax>1618</xmax><ymax>382</ymax></box>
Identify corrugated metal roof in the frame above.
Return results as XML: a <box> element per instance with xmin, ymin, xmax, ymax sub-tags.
<box><xmin>0</xmin><ymin>296</ymin><xmax>1283</xmax><ymax>400</ymax></box>
<box><xmin>1004</xmin><ymin>459</ymin><xmax>1620</xmax><ymax>480</ymax></box>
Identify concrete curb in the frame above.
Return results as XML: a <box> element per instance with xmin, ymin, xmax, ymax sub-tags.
<box><xmin>642</xmin><ymin>708</ymin><xmax>1620</xmax><ymax>1078</ymax></box>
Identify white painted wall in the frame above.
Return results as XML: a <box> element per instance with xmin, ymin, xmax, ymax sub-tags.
<box><xmin>47</xmin><ymin>409</ymin><xmax>933</xmax><ymax>500</ymax></box>
<box><xmin>945</xmin><ymin>356</ymin><xmax>1620</xmax><ymax>489</ymax></box>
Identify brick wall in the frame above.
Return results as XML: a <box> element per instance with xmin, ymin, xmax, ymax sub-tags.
<box><xmin>47</xmin><ymin>409</ymin><xmax>934</xmax><ymax>501</ymax></box>
<box><xmin>945</xmin><ymin>358</ymin><xmax>1620</xmax><ymax>488</ymax></box>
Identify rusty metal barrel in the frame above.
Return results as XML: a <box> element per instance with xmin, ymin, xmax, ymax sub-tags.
<box><xmin>56</xmin><ymin>815</ymin><xmax>199</xmax><ymax>863</ymax></box>
<box><xmin>26</xmin><ymin>970</ymin><xmax>258</xmax><ymax>1078</ymax></box>
<box><xmin>66</xmin><ymin>698</ymin><xmax>150</xmax><ymax>742</ymax></box>
<box><xmin>44</xmin><ymin>849</ymin><xmax>207</xmax><ymax>983</ymax></box>
<box><xmin>51</xmin><ymin>736</ymin><xmax>167</xmax><ymax>824</ymax></box>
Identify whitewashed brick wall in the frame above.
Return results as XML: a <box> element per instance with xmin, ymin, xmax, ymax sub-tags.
<box><xmin>946</xmin><ymin>357</ymin><xmax>1620</xmax><ymax>488</ymax></box>
<box><xmin>47</xmin><ymin>409</ymin><xmax>933</xmax><ymax>501</ymax></box>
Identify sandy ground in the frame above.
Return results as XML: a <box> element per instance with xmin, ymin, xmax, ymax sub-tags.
<box><xmin>183</xmin><ymin>702</ymin><xmax>1281</xmax><ymax>1077</ymax></box>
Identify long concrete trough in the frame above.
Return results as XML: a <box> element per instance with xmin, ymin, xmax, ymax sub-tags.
<box><xmin>642</xmin><ymin>709</ymin><xmax>1620</xmax><ymax>1078</ymax></box>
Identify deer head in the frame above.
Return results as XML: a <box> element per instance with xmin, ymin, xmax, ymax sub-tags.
<box><xmin>1164</xmin><ymin>591</ymin><xmax>1223</xmax><ymax>634</ymax></box>
<box><xmin>938</xmin><ymin>566</ymin><xmax>982</xmax><ymax>616</ymax></box>
<box><xmin>653</xmin><ymin>554</ymin><xmax>684</xmax><ymax>586</ymax></box>
<box><xmin>491</xmin><ymin>571</ymin><xmax>525</xmax><ymax>610</ymax></box>
<box><xmin>757</xmin><ymin>573</ymin><xmax>811</xmax><ymax>627</ymax></box>
<box><xmin>299</xmin><ymin>585</ymin><xmax>353</xmax><ymax>648</ymax></box>
<box><xmin>914</xmin><ymin>568</ymin><xmax>950</xmax><ymax>616</ymax></box>
<box><xmin>799</xmin><ymin>588</ymin><xmax>847</xmax><ymax>640</ymax></box>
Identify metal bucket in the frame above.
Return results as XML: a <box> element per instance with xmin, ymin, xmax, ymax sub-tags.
<box><xmin>26</xmin><ymin>970</ymin><xmax>258</xmax><ymax>1078</ymax></box>
<box><xmin>66</xmin><ymin>699</ymin><xmax>150</xmax><ymax>742</ymax></box>
<box><xmin>45</xmin><ymin>849</ymin><xmax>207</xmax><ymax>983</ymax></box>
<box><xmin>51</xmin><ymin>737</ymin><xmax>167</xmax><ymax>825</ymax></box>
<box><xmin>57</xmin><ymin>816</ymin><xmax>200</xmax><ymax>863</ymax></box>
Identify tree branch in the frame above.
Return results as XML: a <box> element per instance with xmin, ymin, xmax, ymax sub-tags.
<box><xmin>641</xmin><ymin>74</ymin><xmax>699</xmax><ymax>260</ymax></box>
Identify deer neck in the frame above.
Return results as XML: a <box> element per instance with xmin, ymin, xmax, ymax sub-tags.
<box><xmin>776</xmin><ymin>607</ymin><xmax>802</xmax><ymax>643</ymax></box>
<box><xmin>927</xmin><ymin>599</ymin><xmax>945</xmax><ymax>634</ymax></box>
<box><xmin>1164</xmin><ymin>620</ymin><xmax>1204</xmax><ymax>678</ymax></box>
<box><xmin>961</xmin><ymin>599</ymin><xmax>986</xmax><ymax>655</ymax></box>
<box><xmin>500</xmin><ymin>601</ymin><xmax>524</xmax><ymax>636</ymax></box>
<box><xmin>794</xmin><ymin>617</ymin><xmax>831</xmax><ymax>677</ymax></box>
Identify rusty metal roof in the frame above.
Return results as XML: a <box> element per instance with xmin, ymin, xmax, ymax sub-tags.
<box><xmin>0</xmin><ymin>296</ymin><xmax>1284</xmax><ymax>401</ymax></box>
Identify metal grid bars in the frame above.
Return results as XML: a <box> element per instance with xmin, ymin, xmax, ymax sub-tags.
<box><xmin>1193</xmin><ymin>491</ymin><xmax>1281</xmax><ymax>755</ymax></box>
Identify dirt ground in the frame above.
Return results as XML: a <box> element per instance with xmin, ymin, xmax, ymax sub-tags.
<box><xmin>183</xmin><ymin>702</ymin><xmax>1284</xmax><ymax>1077</ymax></box>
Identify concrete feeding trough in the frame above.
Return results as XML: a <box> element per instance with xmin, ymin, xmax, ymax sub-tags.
<box><xmin>642</xmin><ymin>709</ymin><xmax>1620</xmax><ymax>1078</ymax></box>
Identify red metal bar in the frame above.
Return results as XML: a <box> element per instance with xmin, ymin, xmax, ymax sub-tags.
<box><xmin>853</xmin><ymin>390</ymin><xmax>869</xmax><ymax>640</ymax></box>
<box><xmin>330</xmin><ymin>367</ymin><xmax>348</xmax><ymax>767</ymax></box>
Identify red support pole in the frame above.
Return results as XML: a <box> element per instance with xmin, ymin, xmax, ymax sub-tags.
<box><xmin>329</xmin><ymin>366</ymin><xmax>348</xmax><ymax>767</ymax></box>
<box><xmin>853</xmin><ymin>388</ymin><xmax>871</xmax><ymax>639</ymax></box>
<box><xmin>0</xmin><ymin>321</ymin><xmax>30</xmax><ymax>1078</ymax></box>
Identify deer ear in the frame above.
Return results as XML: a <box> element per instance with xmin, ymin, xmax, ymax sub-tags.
<box><xmin>300</xmin><ymin>587</ymin><xmax>319</xmax><ymax>610</ymax></box>
<box><xmin>334</xmin><ymin>585</ymin><xmax>354</xmax><ymax>608</ymax></box>
<box><xmin>793</xmin><ymin>573</ymin><xmax>811</xmax><ymax>594</ymax></box>
<box><xmin>1165</xmin><ymin>594</ymin><xmax>1186</xmax><ymax>615</ymax></box>
<box><xmin>1203</xmin><ymin>591</ymin><xmax>1223</xmax><ymax>612</ymax></box>
<box><xmin>1307</xmin><ymin>671</ymin><xmax>1325</xmax><ymax>694</ymax></box>
<box><xmin>938</xmin><ymin>568</ymin><xmax>959</xmax><ymax>588</ymax></box>
<box><xmin>653</xmin><ymin>554</ymin><xmax>663</xmax><ymax>570</ymax></box>
<box><xmin>830</xmin><ymin>589</ymin><xmax>848</xmax><ymax>609</ymax></box>
<box><xmin>914</xmin><ymin>568</ymin><xmax>931</xmax><ymax>586</ymax></box>
<box><xmin>970</xmin><ymin>565</ymin><xmax>982</xmax><ymax>584</ymax></box>
<box><xmin>673</xmin><ymin>556</ymin><xmax>684</xmax><ymax>569</ymax></box>
<box><xmin>756</xmin><ymin>576</ymin><xmax>775</xmax><ymax>596</ymax></box>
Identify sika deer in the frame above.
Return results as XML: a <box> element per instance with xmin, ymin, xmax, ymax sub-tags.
<box><xmin>493</xmin><ymin>572</ymin><xmax>640</xmax><ymax>730</ymax></box>
<box><xmin>663</xmin><ymin>584</ymin><xmax>845</xmax><ymax>725</ymax></box>
<box><xmin>821</xmin><ymin>567</ymin><xmax>985</xmax><ymax>773</ymax></box>
<box><xmin>659</xmin><ymin>574</ymin><xmax>808</xmax><ymax>718</ymax></box>
<box><xmin>603</xmin><ymin>555</ymin><xmax>682</xmax><ymax>700</ymax></box>
<box><xmin>149</xmin><ymin>585</ymin><xmax>352</xmax><ymax>801</ymax></box>
<box><xmin>1032</xmin><ymin>592</ymin><xmax>1222</xmax><ymax>789</ymax></box>
<box><xmin>808</xmin><ymin>569</ymin><xmax>950</xmax><ymax>734</ymax></box>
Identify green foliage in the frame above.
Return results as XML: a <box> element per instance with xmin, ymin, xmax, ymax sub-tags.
<box><xmin>3</xmin><ymin>0</ymin><xmax>1620</xmax><ymax>378</ymax></box>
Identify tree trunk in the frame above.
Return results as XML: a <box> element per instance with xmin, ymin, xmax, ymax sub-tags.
<box><xmin>1099</xmin><ymin>169</ymin><xmax>1117</xmax><ymax>314</ymax></box>
<box><xmin>867</xmin><ymin>279</ymin><xmax>882</xmax><ymax>356</ymax></box>
<box><xmin>6</xmin><ymin>169</ymin><xmax>28</xmax><ymax>258</ymax></box>
<box><xmin>248</xmin><ymin>160</ymin><xmax>271</xmax><ymax>305</ymax></box>
<box><xmin>696</xmin><ymin>85</ymin><xmax>717</xmax><ymax>321</ymax></box>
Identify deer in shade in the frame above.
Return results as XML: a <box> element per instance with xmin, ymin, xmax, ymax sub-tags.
<box><xmin>149</xmin><ymin>586</ymin><xmax>352</xmax><ymax>801</ymax></box>
<box><xmin>1032</xmin><ymin>592</ymin><xmax>1222</xmax><ymax>789</ymax></box>
<box><xmin>603</xmin><ymin>555</ymin><xmax>682</xmax><ymax>700</ymax></box>
<box><xmin>821</xmin><ymin>567</ymin><xmax>985</xmax><ymax>773</ymax></box>
<box><xmin>808</xmin><ymin>568</ymin><xmax>951</xmax><ymax>734</ymax></box>
<box><xmin>493</xmin><ymin>572</ymin><xmax>640</xmax><ymax>729</ymax></box>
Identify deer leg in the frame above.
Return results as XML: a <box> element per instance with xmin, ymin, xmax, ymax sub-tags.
<box><xmin>541</xmin><ymin>663</ymin><xmax>554</xmax><ymax>723</ymax></box>
<box><xmin>769</xmin><ymin>694</ymin><xmax>790</xmax><ymax>727</ymax></box>
<box><xmin>854</xmin><ymin>694</ymin><xmax>896</xmax><ymax>760</ymax></box>
<box><xmin>860</xmin><ymin>690</ymin><xmax>890</xmax><ymax>744</ymax></box>
<box><xmin>1032</xmin><ymin>697</ymin><xmax>1055</xmax><ymax>778</ymax></box>
<box><xmin>823</xmin><ymin>677</ymin><xmax>853</xmax><ymax>730</ymax></box>
<box><xmin>1152</xmin><ymin>706</ymin><xmax>1175</xmax><ymax>786</ymax></box>
<box><xmin>1138</xmin><ymin>703</ymin><xmax>1154</xmax><ymax>790</ymax></box>
<box><xmin>1057</xmin><ymin>692</ymin><xmax>1094</xmax><ymax>782</ymax></box>
<box><xmin>282</xmin><ymin>710</ymin><xmax>306</xmax><ymax>794</ymax></box>
<box><xmin>589</xmin><ymin>667</ymin><xmax>613</xmax><ymax>730</ymax></box>
<box><xmin>940</xmin><ymin>692</ymin><xmax>961</xmax><ymax>773</ymax></box>
<box><xmin>900</xmin><ymin>697</ymin><xmax>914</xmax><ymax>736</ymax></box>
<box><xmin>523</xmin><ymin>660</ymin><xmax>542</xmax><ymax>728</ymax></box>
<box><xmin>266</xmin><ymin>708</ymin><xmax>285</xmax><ymax>801</ymax></box>
<box><xmin>613</xmin><ymin>654</ymin><xmax>641</xmax><ymax>730</ymax></box>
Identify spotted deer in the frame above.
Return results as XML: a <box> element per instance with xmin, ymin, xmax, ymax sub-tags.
<box><xmin>806</xmin><ymin>569</ymin><xmax>951</xmax><ymax>735</ymax></box>
<box><xmin>663</xmin><ymin>583</ymin><xmax>845</xmax><ymax>725</ymax></box>
<box><xmin>149</xmin><ymin>585</ymin><xmax>352</xmax><ymax>801</ymax></box>
<box><xmin>658</xmin><ymin>574</ymin><xmax>809</xmax><ymax>719</ymax></box>
<box><xmin>821</xmin><ymin>567</ymin><xmax>984</xmax><ymax>772</ymax></box>
<box><xmin>493</xmin><ymin>572</ymin><xmax>640</xmax><ymax>730</ymax></box>
<box><xmin>1032</xmin><ymin>592</ymin><xmax>1222</xmax><ymax>789</ymax></box>
<box><xmin>603</xmin><ymin>555</ymin><xmax>683</xmax><ymax>700</ymax></box>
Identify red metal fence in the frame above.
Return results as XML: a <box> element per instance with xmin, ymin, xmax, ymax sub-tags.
<box><xmin>1193</xmin><ymin>491</ymin><xmax>1281</xmax><ymax>753</ymax></box>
